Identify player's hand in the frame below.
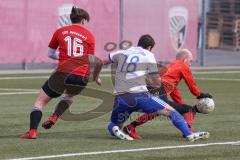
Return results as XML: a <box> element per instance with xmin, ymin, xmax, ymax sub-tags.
<box><xmin>95</xmin><ymin>77</ymin><xmax>102</xmax><ymax>86</ymax></box>
<box><xmin>197</xmin><ymin>92</ymin><xmax>213</xmax><ymax>99</ymax></box>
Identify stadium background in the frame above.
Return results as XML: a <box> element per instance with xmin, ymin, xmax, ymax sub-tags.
<box><xmin>0</xmin><ymin>1</ymin><xmax>240</xmax><ymax>159</ymax></box>
<box><xmin>1</xmin><ymin>0</ymin><xmax>239</xmax><ymax>69</ymax></box>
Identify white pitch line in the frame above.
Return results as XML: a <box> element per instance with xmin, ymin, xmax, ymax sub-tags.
<box><xmin>0</xmin><ymin>88</ymin><xmax>38</xmax><ymax>91</ymax></box>
<box><xmin>196</xmin><ymin>78</ymin><xmax>240</xmax><ymax>81</ymax></box>
<box><xmin>193</xmin><ymin>71</ymin><xmax>240</xmax><ymax>74</ymax></box>
<box><xmin>6</xmin><ymin>141</ymin><xmax>240</xmax><ymax>160</ymax></box>
<box><xmin>102</xmin><ymin>74</ymin><xmax>240</xmax><ymax>81</ymax></box>
<box><xmin>0</xmin><ymin>70</ymin><xmax>239</xmax><ymax>80</ymax></box>
<box><xmin>0</xmin><ymin>76</ymin><xmax>48</xmax><ymax>80</ymax></box>
<box><xmin>0</xmin><ymin>74</ymin><xmax>239</xmax><ymax>82</ymax></box>
<box><xmin>0</xmin><ymin>92</ymin><xmax>38</xmax><ymax>95</ymax></box>
<box><xmin>195</xmin><ymin>77</ymin><xmax>240</xmax><ymax>81</ymax></box>
<box><xmin>2</xmin><ymin>74</ymin><xmax>239</xmax><ymax>81</ymax></box>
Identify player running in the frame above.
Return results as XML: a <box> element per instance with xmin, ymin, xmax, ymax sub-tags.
<box><xmin>20</xmin><ymin>6</ymin><xmax>102</xmax><ymax>139</ymax></box>
<box><xmin>104</xmin><ymin>35</ymin><xmax>209</xmax><ymax>141</ymax></box>
<box><xmin>123</xmin><ymin>49</ymin><xmax>213</xmax><ymax>139</ymax></box>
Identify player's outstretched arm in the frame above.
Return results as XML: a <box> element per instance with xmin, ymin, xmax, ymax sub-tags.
<box><xmin>182</xmin><ymin>65</ymin><xmax>201</xmax><ymax>97</ymax></box>
<box><xmin>90</xmin><ymin>55</ymin><xmax>103</xmax><ymax>85</ymax></box>
<box><xmin>182</xmin><ymin>66</ymin><xmax>213</xmax><ymax>99</ymax></box>
<box><xmin>170</xmin><ymin>87</ymin><xmax>185</xmax><ymax>104</ymax></box>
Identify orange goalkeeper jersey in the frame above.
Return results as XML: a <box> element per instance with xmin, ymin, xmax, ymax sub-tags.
<box><xmin>161</xmin><ymin>60</ymin><xmax>201</xmax><ymax>104</ymax></box>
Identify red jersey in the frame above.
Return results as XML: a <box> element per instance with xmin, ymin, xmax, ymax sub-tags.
<box><xmin>48</xmin><ymin>25</ymin><xmax>95</xmax><ymax>77</ymax></box>
<box><xmin>161</xmin><ymin>60</ymin><xmax>201</xmax><ymax>104</ymax></box>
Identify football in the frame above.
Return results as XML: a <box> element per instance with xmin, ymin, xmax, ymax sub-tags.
<box><xmin>196</xmin><ymin>98</ymin><xmax>215</xmax><ymax>114</ymax></box>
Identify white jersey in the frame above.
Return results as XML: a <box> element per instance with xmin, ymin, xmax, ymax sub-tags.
<box><xmin>109</xmin><ymin>47</ymin><xmax>158</xmax><ymax>94</ymax></box>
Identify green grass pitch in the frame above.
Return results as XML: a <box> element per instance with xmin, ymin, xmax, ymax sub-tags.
<box><xmin>0</xmin><ymin>71</ymin><xmax>239</xmax><ymax>160</ymax></box>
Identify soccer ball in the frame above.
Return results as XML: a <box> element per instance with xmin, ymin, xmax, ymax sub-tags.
<box><xmin>196</xmin><ymin>98</ymin><xmax>215</xmax><ymax>114</ymax></box>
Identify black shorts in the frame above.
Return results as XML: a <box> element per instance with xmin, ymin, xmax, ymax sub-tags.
<box><xmin>42</xmin><ymin>72</ymin><xmax>88</xmax><ymax>98</ymax></box>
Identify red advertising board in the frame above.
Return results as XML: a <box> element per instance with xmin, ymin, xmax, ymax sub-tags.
<box><xmin>123</xmin><ymin>0</ymin><xmax>199</xmax><ymax>61</ymax></box>
<box><xmin>0</xmin><ymin>0</ymin><xmax>198</xmax><ymax>63</ymax></box>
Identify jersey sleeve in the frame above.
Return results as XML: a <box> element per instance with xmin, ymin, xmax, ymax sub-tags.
<box><xmin>108</xmin><ymin>50</ymin><xmax>123</xmax><ymax>63</ymax></box>
<box><xmin>108</xmin><ymin>52</ymin><xmax>115</xmax><ymax>63</ymax></box>
<box><xmin>170</xmin><ymin>87</ymin><xmax>186</xmax><ymax>104</ymax></box>
<box><xmin>181</xmin><ymin>64</ymin><xmax>201</xmax><ymax>97</ymax></box>
<box><xmin>146</xmin><ymin>53</ymin><xmax>159</xmax><ymax>74</ymax></box>
<box><xmin>48</xmin><ymin>30</ymin><xmax>59</xmax><ymax>49</ymax></box>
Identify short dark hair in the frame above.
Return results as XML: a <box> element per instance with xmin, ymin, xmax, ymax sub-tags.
<box><xmin>137</xmin><ymin>34</ymin><xmax>155</xmax><ymax>50</ymax></box>
<box><xmin>70</xmin><ymin>6</ymin><xmax>90</xmax><ymax>24</ymax></box>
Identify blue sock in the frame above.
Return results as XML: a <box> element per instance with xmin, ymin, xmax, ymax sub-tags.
<box><xmin>107</xmin><ymin>122</ymin><xmax>116</xmax><ymax>136</ymax></box>
<box><xmin>169</xmin><ymin>110</ymin><xmax>192</xmax><ymax>137</ymax></box>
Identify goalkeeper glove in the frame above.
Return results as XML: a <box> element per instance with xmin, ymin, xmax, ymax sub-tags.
<box><xmin>197</xmin><ymin>92</ymin><xmax>213</xmax><ymax>99</ymax></box>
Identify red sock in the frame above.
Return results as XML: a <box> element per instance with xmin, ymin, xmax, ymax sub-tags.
<box><xmin>50</xmin><ymin>114</ymin><xmax>58</xmax><ymax>123</ymax></box>
<box><xmin>183</xmin><ymin>112</ymin><xmax>195</xmax><ymax>131</ymax></box>
<box><xmin>133</xmin><ymin>113</ymin><xmax>159</xmax><ymax>127</ymax></box>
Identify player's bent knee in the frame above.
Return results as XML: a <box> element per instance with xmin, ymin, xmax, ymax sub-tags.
<box><xmin>32</xmin><ymin>106</ymin><xmax>42</xmax><ymax>111</ymax></box>
<box><xmin>157</xmin><ymin>104</ymin><xmax>175</xmax><ymax>116</ymax></box>
<box><xmin>61</xmin><ymin>94</ymin><xmax>74</xmax><ymax>104</ymax></box>
<box><xmin>164</xmin><ymin>104</ymin><xmax>175</xmax><ymax>111</ymax></box>
<box><xmin>34</xmin><ymin>89</ymin><xmax>52</xmax><ymax>109</ymax></box>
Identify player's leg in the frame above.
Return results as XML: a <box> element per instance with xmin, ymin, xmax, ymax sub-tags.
<box><xmin>124</xmin><ymin>94</ymin><xmax>191</xmax><ymax>138</ymax></box>
<box><xmin>167</xmin><ymin>101</ymin><xmax>196</xmax><ymax>131</ymax></box>
<box><xmin>124</xmin><ymin>98</ymin><xmax>196</xmax><ymax>138</ymax></box>
<box><xmin>151</xmin><ymin>97</ymin><xmax>209</xmax><ymax>141</ymax></box>
<box><xmin>42</xmin><ymin>93</ymin><xmax>74</xmax><ymax>129</ymax></box>
<box><xmin>42</xmin><ymin>74</ymin><xmax>88</xmax><ymax>129</ymax></box>
<box><xmin>108</xmin><ymin>95</ymin><xmax>136</xmax><ymax>140</ymax></box>
<box><xmin>147</xmin><ymin>97</ymin><xmax>193</xmax><ymax>138</ymax></box>
<box><xmin>21</xmin><ymin>73</ymin><xmax>64</xmax><ymax>139</ymax></box>
<box><xmin>123</xmin><ymin>112</ymin><xmax>159</xmax><ymax>139</ymax></box>
<box><xmin>20</xmin><ymin>89</ymin><xmax>59</xmax><ymax>139</ymax></box>
<box><xmin>123</xmin><ymin>94</ymin><xmax>168</xmax><ymax>138</ymax></box>
<box><xmin>128</xmin><ymin>101</ymin><xmax>194</xmax><ymax>127</ymax></box>
<box><xmin>135</xmin><ymin>96</ymin><xmax>209</xmax><ymax>141</ymax></box>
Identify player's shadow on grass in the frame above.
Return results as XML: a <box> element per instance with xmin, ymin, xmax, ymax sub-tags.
<box><xmin>140</xmin><ymin>132</ymin><xmax>181</xmax><ymax>141</ymax></box>
<box><xmin>0</xmin><ymin>134</ymin><xmax>20</xmax><ymax>139</ymax></box>
<box><xmin>0</xmin><ymin>129</ymin><xmax>110</xmax><ymax>140</ymax></box>
<box><xmin>36</xmin><ymin>129</ymin><xmax>113</xmax><ymax>140</ymax></box>
<box><xmin>0</xmin><ymin>130</ymin><xmax>180</xmax><ymax>141</ymax></box>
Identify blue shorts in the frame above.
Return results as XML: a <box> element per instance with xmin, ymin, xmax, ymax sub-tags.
<box><xmin>110</xmin><ymin>92</ymin><xmax>169</xmax><ymax>125</ymax></box>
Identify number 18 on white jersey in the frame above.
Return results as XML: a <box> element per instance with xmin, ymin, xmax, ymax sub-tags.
<box><xmin>108</xmin><ymin>47</ymin><xmax>159</xmax><ymax>94</ymax></box>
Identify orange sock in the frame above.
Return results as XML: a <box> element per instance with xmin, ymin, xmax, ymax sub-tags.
<box><xmin>183</xmin><ymin>112</ymin><xmax>195</xmax><ymax>131</ymax></box>
<box><xmin>50</xmin><ymin>114</ymin><xmax>58</xmax><ymax>123</ymax></box>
